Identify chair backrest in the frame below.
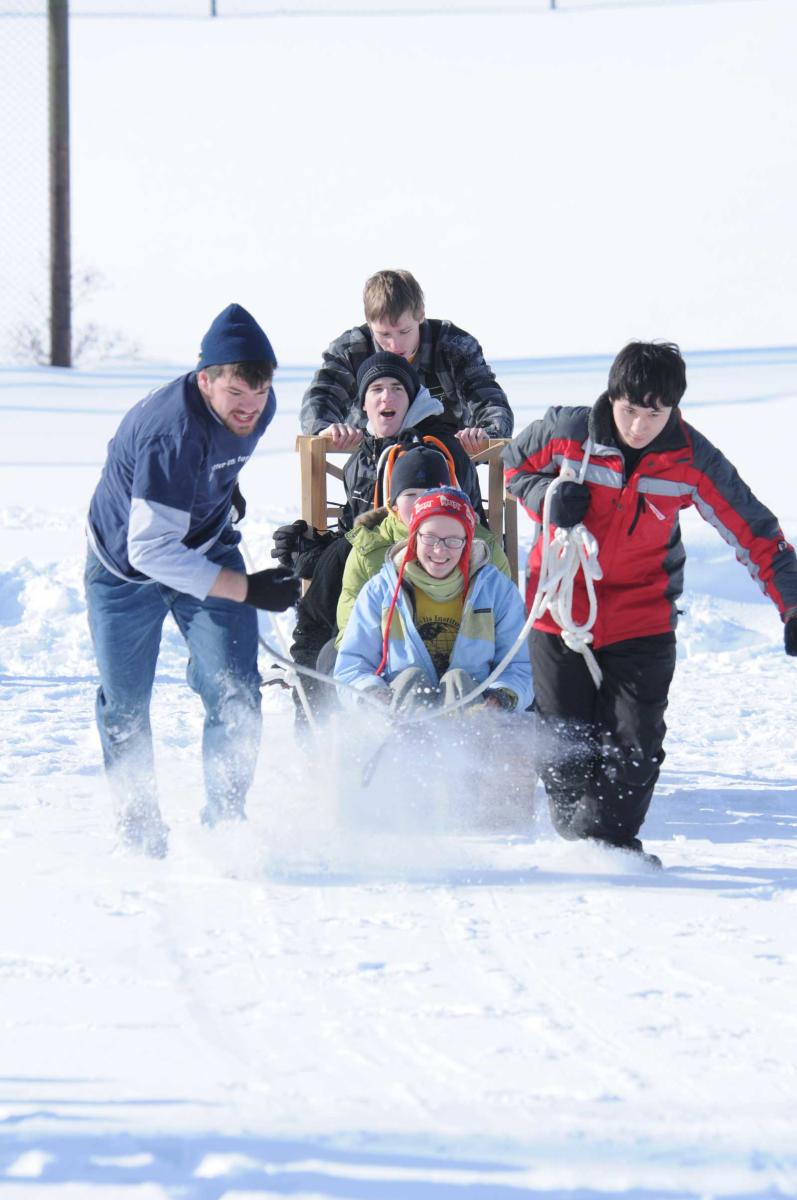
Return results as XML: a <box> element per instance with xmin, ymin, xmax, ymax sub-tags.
<box><xmin>295</xmin><ymin>435</ymin><xmax>518</xmax><ymax>583</ymax></box>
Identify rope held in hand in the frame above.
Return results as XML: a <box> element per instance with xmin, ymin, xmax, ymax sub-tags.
<box><xmin>529</xmin><ymin>443</ymin><xmax>603</xmax><ymax>688</ymax></box>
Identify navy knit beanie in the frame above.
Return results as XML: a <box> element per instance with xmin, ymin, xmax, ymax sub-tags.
<box><xmin>388</xmin><ymin>445</ymin><xmax>451</xmax><ymax>503</ymax></box>
<box><xmin>197</xmin><ymin>303</ymin><xmax>277</xmax><ymax>370</ymax></box>
<box><xmin>356</xmin><ymin>351</ymin><xmax>420</xmax><ymax>407</ymax></box>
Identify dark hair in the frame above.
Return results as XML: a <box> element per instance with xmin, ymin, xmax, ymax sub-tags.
<box><xmin>204</xmin><ymin>361</ymin><xmax>274</xmax><ymax>389</ymax></box>
<box><xmin>607</xmin><ymin>341</ymin><xmax>687</xmax><ymax>409</ymax></box>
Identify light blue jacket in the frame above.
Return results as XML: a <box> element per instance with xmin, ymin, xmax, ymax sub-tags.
<box><xmin>334</xmin><ymin>546</ymin><xmax>533</xmax><ymax>710</ymax></box>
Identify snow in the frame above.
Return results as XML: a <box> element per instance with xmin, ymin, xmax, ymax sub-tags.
<box><xmin>2</xmin><ymin>346</ymin><xmax>797</xmax><ymax>1198</ymax></box>
<box><xmin>3</xmin><ymin>0</ymin><xmax>797</xmax><ymax>1190</ymax></box>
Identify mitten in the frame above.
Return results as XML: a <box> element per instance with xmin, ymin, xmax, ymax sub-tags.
<box><xmin>294</xmin><ymin>529</ymin><xmax>342</xmax><ymax>580</ymax></box>
<box><xmin>244</xmin><ymin>567</ymin><xmax>301</xmax><ymax>612</ymax></box>
<box><xmin>548</xmin><ymin>481</ymin><xmax>590</xmax><ymax>529</ymax></box>
<box><xmin>467</xmin><ymin>688</ymin><xmax>517</xmax><ymax>714</ymax></box>
<box><xmin>271</xmin><ymin>520</ymin><xmax>309</xmax><ymax>569</ymax></box>
<box><xmin>483</xmin><ymin>687</ymin><xmax>518</xmax><ymax>711</ymax></box>
<box><xmin>271</xmin><ymin>521</ymin><xmax>341</xmax><ymax>578</ymax></box>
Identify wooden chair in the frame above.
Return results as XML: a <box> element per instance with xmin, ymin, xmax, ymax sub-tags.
<box><xmin>295</xmin><ymin>435</ymin><xmax>518</xmax><ymax>583</ymax></box>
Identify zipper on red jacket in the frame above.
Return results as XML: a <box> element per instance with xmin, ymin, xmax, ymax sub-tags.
<box><xmin>627</xmin><ymin>493</ymin><xmax>645</xmax><ymax>536</ymax></box>
<box><xmin>627</xmin><ymin>490</ymin><xmax>668</xmax><ymax>536</ymax></box>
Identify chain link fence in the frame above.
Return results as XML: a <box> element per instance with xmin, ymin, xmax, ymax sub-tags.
<box><xmin>61</xmin><ymin>1</ymin><xmax>727</xmax><ymax>15</ymax></box>
<box><xmin>0</xmin><ymin>1</ymin><xmax>48</xmax><ymax>364</ymax></box>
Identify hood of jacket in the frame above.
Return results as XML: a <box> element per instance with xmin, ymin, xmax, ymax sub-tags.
<box><xmin>345</xmin><ymin>507</ymin><xmax>407</xmax><ymax>554</ymax></box>
<box><xmin>365</xmin><ymin>385</ymin><xmax>443</xmax><ymax>437</ymax></box>
<box><xmin>351</xmin><ymin>505</ymin><xmax>392</xmax><ymax>533</ymax></box>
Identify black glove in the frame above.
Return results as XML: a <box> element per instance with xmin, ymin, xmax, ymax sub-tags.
<box><xmin>230</xmin><ymin>482</ymin><xmax>246</xmax><ymax>525</ymax></box>
<box><xmin>785</xmin><ymin>616</ymin><xmax>797</xmax><ymax>657</ymax></box>
<box><xmin>271</xmin><ymin>520</ymin><xmax>341</xmax><ymax>579</ymax></box>
<box><xmin>293</xmin><ymin>542</ymin><xmax>330</xmax><ymax>580</ymax></box>
<box><xmin>549</xmin><ymin>481</ymin><xmax>590</xmax><ymax>529</ymax></box>
<box><xmin>271</xmin><ymin>520</ymin><xmax>309</xmax><ymax>569</ymax></box>
<box><xmin>244</xmin><ymin>567</ymin><xmax>301</xmax><ymax>612</ymax></box>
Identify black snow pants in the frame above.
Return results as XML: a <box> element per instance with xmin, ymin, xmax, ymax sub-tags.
<box><xmin>530</xmin><ymin>630</ymin><xmax>677</xmax><ymax>847</ymax></box>
<box><xmin>289</xmin><ymin>537</ymin><xmax>351</xmax><ymax>727</ymax></box>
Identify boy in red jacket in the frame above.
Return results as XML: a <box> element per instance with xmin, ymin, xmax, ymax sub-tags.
<box><xmin>503</xmin><ymin>341</ymin><xmax>797</xmax><ymax>865</ymax></box>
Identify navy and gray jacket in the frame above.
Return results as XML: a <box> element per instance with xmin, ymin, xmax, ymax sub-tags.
<box><xmin>300</xmin><ymin>319</ymin><xmax>513</xmax><ymax>439</ymax></box>
<box><xmin>87</xmin><ymin>371</ymin><xmax>275</xmax><ymax>599</ymax></box>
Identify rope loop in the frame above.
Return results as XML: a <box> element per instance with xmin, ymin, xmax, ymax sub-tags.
<box><xmin>530</xmin><ymin>447</ymin><xmax>603</xmax><ymax>687</ymax></box>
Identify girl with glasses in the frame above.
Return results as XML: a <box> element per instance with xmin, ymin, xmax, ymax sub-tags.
<box><xmin>334</xmin><ymin>488</ymin><xmax>532</xmax><ymax>715</ymax></box>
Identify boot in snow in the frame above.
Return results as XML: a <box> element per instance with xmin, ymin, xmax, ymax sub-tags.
<box><xmin>600</xmin><ymin>837</ymin><xmax>662</xmax><ymax>869</ymax></box>
<box><xmin>117</xmin><ymin>803</ymin><xmax>170</xmax><ymax>859</ymax></box>
<box><xmin>199</xmin><ymin>798</ymin><xmax>247</xmax><ymax>828</ymax></box>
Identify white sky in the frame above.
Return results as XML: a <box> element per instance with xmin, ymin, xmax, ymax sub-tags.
<box><xmin>3</xmin><ymin>0</ymin><xmax>796</xmax><ymax>365</ymax></box>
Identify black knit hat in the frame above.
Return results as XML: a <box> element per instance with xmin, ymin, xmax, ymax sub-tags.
<box><xmin>356</xmin><ymin>351</ymin><xmax>420</xmax><ymax>407</ymax></box>
<box><xmin>388</xmin><ymin>445</ymin><xmax>451</xmax><ymax>503</ymax></box>
<box><xmin>198</xmin><ymin>303</ymin><xmax>277</xmax><ymax>369</ymax></box>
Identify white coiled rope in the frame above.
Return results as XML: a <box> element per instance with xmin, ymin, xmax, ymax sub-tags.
<box><xmin>529</xmin><ymin>442</ymin><xmax>603</xmax><ymax>687</ymax></box>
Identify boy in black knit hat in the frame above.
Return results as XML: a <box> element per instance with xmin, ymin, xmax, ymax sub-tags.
<box><xmin>272</xmin><ymin>349</ymin><xmax>485</xmax><ymax>574</ymax></box>
<box><xmin>344</xmin><ymin>350</ymin><xmax>485</xmax><ymax>529</ymax></box>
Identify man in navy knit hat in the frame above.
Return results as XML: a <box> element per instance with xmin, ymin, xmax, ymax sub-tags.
<box><xmin>85</xmin><ymin>303</ymin><xmax>300</xmax><ymax>857</ymax></box>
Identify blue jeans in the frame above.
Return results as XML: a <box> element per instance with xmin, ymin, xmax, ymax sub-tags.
<box><xmin>85</xmin><ymin>532</ymin><xmax>261</xmax><ymax>823</ymax></box>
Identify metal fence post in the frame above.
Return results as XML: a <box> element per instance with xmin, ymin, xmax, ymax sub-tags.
<box><xmin>49</xmin><ymin>0</ymin><xmax>71</xmax><ymax>367</ymax></box>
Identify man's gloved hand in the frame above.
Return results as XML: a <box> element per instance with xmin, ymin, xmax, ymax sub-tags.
<box><xmin>230</xmin><ymin>483</ymin><xmax>246</xmax><ymax>525</ymax></box>
<box><xmin>271</xmin><ymin>520</ymin><xmax>309</xmax><ymax>569</ymax></box>
<box><xmin>244</xmin><ymin>567</ymin><xmax>301</xmax><ymax>612</ymax></box>
<box><xmin>549</xmin><ymin>481</ymin><xmax>591</xmax><ymax>529</ymax></box>
<box><xmin>271</xmin><ymin>520</ymin><xmax>341</xmax><ymax>579</ymax></box>
<box><xmin>785</xmin><ymin>616</ymin><xmax>797</xmax><ymax>657</ymax></box>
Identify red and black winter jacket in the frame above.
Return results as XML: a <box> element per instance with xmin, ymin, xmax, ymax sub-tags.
<box><xmin>503</xmin><ymin>395</ymin><xmax>797</xmax><ymax>649</ymax></box>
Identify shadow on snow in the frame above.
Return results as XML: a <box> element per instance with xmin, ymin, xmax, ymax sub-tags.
<box><xmin>0</xmin><ymin>1123</ymin><xmax>792</xmax><ymax>1199</ymax></box>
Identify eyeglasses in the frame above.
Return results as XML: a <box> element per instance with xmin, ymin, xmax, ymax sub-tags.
<box><xmin>417</xmin><ymin>533</ymin><xmax>466</xmax><ymax>550</ymax></box>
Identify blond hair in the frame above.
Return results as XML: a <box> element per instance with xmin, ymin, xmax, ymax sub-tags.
<box><xmin>363</xmin><ymin>269</ymin><xmax>425</xmax><ymax>324</ymax></box>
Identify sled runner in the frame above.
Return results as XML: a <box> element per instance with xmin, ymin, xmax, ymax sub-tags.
<box><xmin>339</xmin><ymin>706</ymin><xmax>538</xmax><ymax>836</ymax></box>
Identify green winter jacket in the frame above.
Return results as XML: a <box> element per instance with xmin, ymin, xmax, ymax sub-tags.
<box><xmin>334</xmin><ymin>507</ymin><xmax>511</xmax><ymax>647</ymax></box>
